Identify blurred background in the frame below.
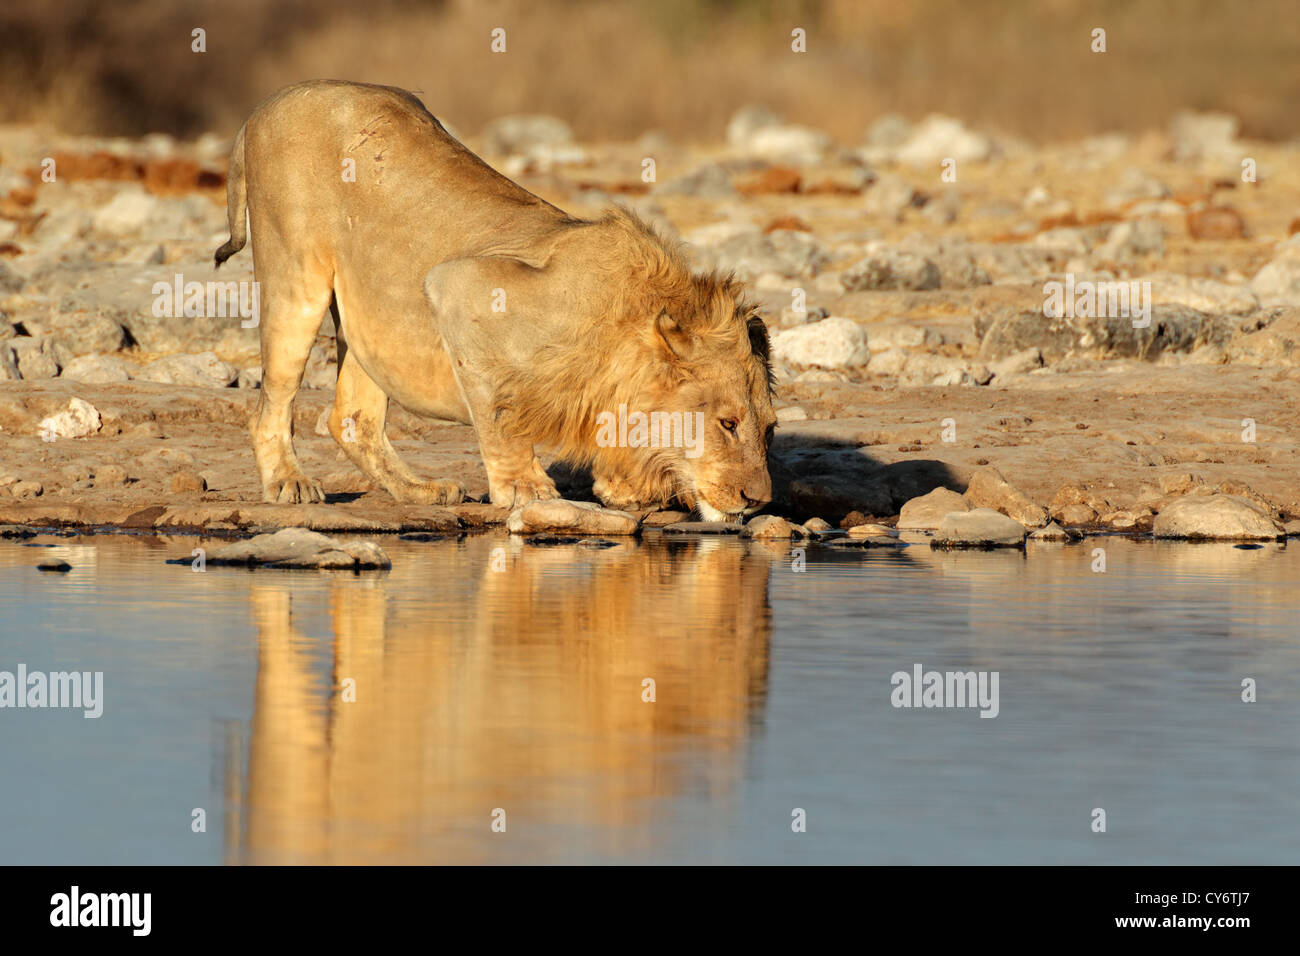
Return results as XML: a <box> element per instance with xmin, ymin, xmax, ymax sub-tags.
<box><xmin>2</xmin><ymin>0</ymin><xmax>1298</xmax><ymax>144</ymax></box>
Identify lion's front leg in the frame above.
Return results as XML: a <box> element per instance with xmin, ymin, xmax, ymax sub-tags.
<box><xmin>475</xmin><ymin>436</ymin><xmax>558</xmax><ymax>509</ymax></box>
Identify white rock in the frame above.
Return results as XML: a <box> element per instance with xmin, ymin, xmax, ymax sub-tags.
<box><xmin>743</xmin><ymin>125</ymin><xmax>831</xmax><ymax>165</ymax></box>
<box><xmin>897</xmin><ymin>487</ymin><xmax>970</xmax><ymax>530</ymax></box>
<box><xmin>91</xmin><ymin>188</ymin><xmax>159</xmax><ymax>236</ymax></box>
<box><xmin>201</xmin><ymin>528</ymin><xmax>391</xmax><ymax>569</ymax></box>
<box><xmin>480</xmin><ymin>114</ymin><xmax>573</xmax><ymax>154</ymax></box>
<box><xmin>770</xmin><ymin>317</ymin><xmax>870</xmax><ymax>369</ymax></box>
<box><xmin>60</xmin><ymin>354</ymin><xmax>132</xmax><ymax>384</ymax></box>
<box><xmin>38</xmin><ymin>398</ymin><xmax>102</xmax><ymax>439</ymax></box>
<box><xmin>727</xmin><ymin>105</ymin><xmax>783</xmax><ymax>148</ymax></box>
<box><xmin>895</xmin><ymin>115</ymin><xmax>994</xmax><ymax>167</ymax></box>
<box><xmin>1144</xmin><ymin>272</ymin><xmax>1258</xmax><ymax>316</ymax></box>
<box><xmin>932</xmin><ymin>508</ymin><xmax>1027</xmax><ymax>547</ymax></box>
<box><xmin>507</xmin><ymin>499</ymin><xmax>639</xmax><ymax>536</ymax></box>
<box><xmin>139</xmin><ymin>351</ymin><xmax>238</xmax><ymax>387</ymax></box>
<box><xmin>1153</xmin><ymin>495</ymin><xmax>1282</xmax><ymax>540</ymax></box>
<box><xmin>1251</xmin><ymin>247</ymin><xmax>1300</xmax><ymax>308</ymax></box>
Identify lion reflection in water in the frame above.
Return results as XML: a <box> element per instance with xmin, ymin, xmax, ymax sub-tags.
<box><xmin>227</xmin><ymin>536</ymin><xmax>773</xmax><ymax>864</ymax></box>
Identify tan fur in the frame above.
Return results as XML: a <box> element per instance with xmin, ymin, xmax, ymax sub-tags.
<box><xmin>217</xmin><ymin>80</ymin><xmax>774</xmax><ymax>517</ymax></box>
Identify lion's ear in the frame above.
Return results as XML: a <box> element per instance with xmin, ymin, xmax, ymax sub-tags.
<box><xmin>655</xmin><ymin>309</ymin><xmax>695</xmax><ymax>361</ymax></box>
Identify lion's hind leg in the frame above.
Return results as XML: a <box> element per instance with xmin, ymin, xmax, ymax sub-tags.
<box><xmin>251</xmin><ymin>272</ymin><xmax>332</xmax><ymax>504</ymax></box>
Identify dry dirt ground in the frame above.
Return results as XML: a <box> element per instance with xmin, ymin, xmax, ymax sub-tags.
<box><xmin>2</xmin><ymin>110</ymin><xmax>1300</xmax><ymax>534</ymax></box>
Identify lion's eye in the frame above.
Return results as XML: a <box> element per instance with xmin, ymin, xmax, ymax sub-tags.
<box><xmin>720</xmin><ymin>417</ymin><xmax>739</xmax><ymax>433</ymax></box>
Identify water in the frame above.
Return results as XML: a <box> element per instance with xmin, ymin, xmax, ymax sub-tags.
<box><xmin>1</xmin><ymin>530</ymin><xmax>1296</xmax><ymax>864</ymax></box>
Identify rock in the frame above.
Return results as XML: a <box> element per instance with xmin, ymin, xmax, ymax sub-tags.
<box><xmin>1169</xmin><ymin>111</ymin><xmax>1241</xmax><ymax>163</ymax></box>
<box><xmin>1095</xmin><ymin>220</ymin><xmax>1165</xmax><ymax>261</ymax></box>
<box><xmin>989</xmin><ymin>347</ymin><xmax>1043</xmax><ymax>378</ymax></box>
<box><xmin>929</xmin><ymin>368</ymin><xmax>974</xmax><ymax>387</ymax></box>
<box><xmin>188</xmin><ymin>527</ymin><xmax>392</xmax><ymax>569</ymax></box>
<box><xmin>0</xmin><ymin>260</ymin><xmax>27</xmax><ymax>295</ymax></box>
<box><xmin>741</xmin><ymin>514</ymin><xmax>796</xmax><ymax>539</ymax></box>
<box><xmin>1152</xmin><ymin>495</ymin><xmax>1282</xmax><ymax>540</ymax></box>
<box><xmin>1159</xmin><ymin>472</ymin><xmax>1204</xmax><ymax>496</ymax></box>
<box><xmin>1284</xmin><ymin>519</ymin><xmax>1300</xmax><ymax>537</ymax></box>
<box><xmin>1057</xmin><ymin>503</ymin><xmax>1099</xmax><ymax>526</ymax></box>
<box><xmin>726</xmin><ymin>105</ymin><xmax>783</xmax><ymax>149</ymax></box>
<box><xmin>931</xmin><ymin>508</ymin><xmax>1027</xmax><ymax>548</ymax></box>
<box><xmin>44</xmin><ymin>303</ymin><xmax>128</xmax><ymax>356</ymax></box>
<box><xmin>802</xmin><ymin>517</ymin><xmax>833</xmax><ymax>533</ymax></box>
<box><xmin>776</xmin><ymin>405</ymin><xmax>808</xmax><ymax>422</ymax></box>
<box><xmin>862</xmin><ymin>114</ymin><xmax>913</xmax><ymax>150</ymax></box>
<box><xmin>38</xmin><ymin>398</ymin><xmax>102</xmax><ymax>440</ymax></box>
<box><xmin>170</xmin><ymin>471</ymin><xmax>207</xmax><ymax>494</ymax></box>
<box><xmin>963</xmin><ymin>465</ymin><xmax>1048</xmax><ymax>527</ymax></box>
<box><xmin>662</xmin><ymin>521</ymin><xmax>742</xmax><ymax>534</ymax></box>
<box><xmin>1187</xmin><ymin>206</ymin><xmax>1247</xmax><ymax>240</ymax></box>
<box><xmin>921</xmin><ymin>190</ymin><xmax>961</xmax><ymax>225</ymax></box>
<box><xmin>695</xmin><ymin>228</ymin><xmax>829</xmax><ymax>280</ymax></box>
<box><xmin>60</xmin><ymin>354</ymin><xmax>132</xmax><ymax>384</ymax></box>
<box><xmin>95</xmin><ymin>465</ymin><xmax>128</xmax><ymax>486</ymax></box>
<box><xmin>1229</xmin><ymin>309</ymin><xmax>1300</xmax><ymax>364</ymax></box>
<box><xmin>725</xmin><ymin>107</ymin><xmax>828</xmax><ymax>164</ymax></box>
<box><xmin>863</xmin><ymin>173</ymin><xmax>918</xmax><ymax>222</ymax></box>
<box><xmin>91</xmin><ymin>189</ymin><xmax>159</xmax><ymax>236</ymax></box>
<box><xmin>846</xmin><ymin>523</ymin><xmax>898</xmax><ymax>538</ymax></box>
<box><xmin>13</xmin><ymin>340</ymin><xmax>60</xmax><ymax>379</ymax></box>
<box><xmin>745</xmin><ymin>126</ymin><xmax>830</xmax><ymax>165</ymax></box>
<box><xmin>507</xmin><ymin>499</ymin><xmax>639</xmax><ymax>536</ymax></box>
<box><xmin>11</xmin><ymin>480</ymin><xmax>43</xmax><ymax>498</ymax></box>
<box><xmin>1029</xmin><ymin>521</ymin><xmax>1071</xmax><ymax>541</ymax></box>
<box><xmin>842</xmin><ymin>250</ymin><xmax>940</xmax><ymax>292</ymax></box>
<box><xmin>1146</xmin><ymin>273</ymin><xmax>1258</xmax><ymax>317</ymax></box>
<box><xmin>867</xmin><ymin>348</ymin><xmax>909</xmax><ymax>377</ymax></box>
<box><xmin>897</xmin><ymin>487</ymin><xmax>970</xmax><ymax>530</ymax></box>
<box><xmin>654</xmin><ymin>163</ymin><xmax>736</xmax><ymax>198</ymax></box>
<box><xmin>1251</xmin><ymin>247</ymin><xmax>1300</xmax><ymax>308</ymax></box>
<box><xmin>1103</xmin><ymin>510</ymin><xmax>1140</xmax><ymax>530</ymax></box>
<box><xmin>480</xmin><ymin>114</ymin><xmax>573</xmax><ymax>155</ymax></box>
<box><xmin>976</xmin><ymin>305</ymin><xmax>1233</xmax><ymax>362</ymax></box>
<box><xmin>0</xmin><ymin>344</ymin><xmax>20</xmax><ymax>381</ymax></box>
<box><xmin>139</xmin><ymin>351</ymin><xmax>238</xmax><ymax>387</ymax></box>
<box><xmin>894</xmin><ymin>115</ymin><xmax>994</xmax><ymax>167</ymax></box>
<box><xmin>779</xmin><ymin>305</ymin><xmax>828</xmax><ymax>328</ymax></box>
<box><xmin>1105</xmin><ymin>167</ymin><xmax>1171</xmax><ymax>206</ymax></box>
<box><xmin>770</xmin><ymin>317</ymin><xmax>869</xmax><ymax>369</ymax></box>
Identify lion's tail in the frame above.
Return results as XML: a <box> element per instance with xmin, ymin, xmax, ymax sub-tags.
<box><xmin>213</xmin><ymin>123</ymin><xmax>248</xmax><ymax>269</ymax></box>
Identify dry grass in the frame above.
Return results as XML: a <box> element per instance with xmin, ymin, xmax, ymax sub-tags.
<box><xmin>2</xmin><ymin>0</ymin><xmax>1298</xmax><ymax>143</ymax></box>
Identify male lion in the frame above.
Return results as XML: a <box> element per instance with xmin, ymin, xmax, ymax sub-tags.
<box><xmin>215</xmin><ymin>80</ymin><xmax>774</xmax><ymax>520</ymax></box>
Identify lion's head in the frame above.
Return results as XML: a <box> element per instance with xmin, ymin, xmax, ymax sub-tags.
<box><xmin>583</xmin><ymin>212</ymin><xmax>775</xmax><ymax>520</ymax></box>
<box><xmin>492</xmin><ymin>209</ymin><xmax>776</xmax><ymax>520</ymax></box>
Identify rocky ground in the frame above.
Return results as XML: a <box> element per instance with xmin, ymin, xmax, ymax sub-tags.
<box><xmin>3</xmin><ymin>108</ymin><xmax>1300</xmax><ymax>543</ymax></box>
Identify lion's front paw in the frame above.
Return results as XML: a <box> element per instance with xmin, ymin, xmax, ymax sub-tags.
<box><xmin>265</xmin><ymin>474</ymin><xmax>325</xmax><ymax>504</ymax></box>
<box><xmin>592</xmin><ymin>474</ymin><xmax>661</xmax><ymax>512</ymax></box>
<box><xmin>393</xmin><ymin>479</ymin><xmax>465</xmax><ymax>506</ymax></box>
<box><xmin>490</xmin><ymin>476</ymin><xmax>560</xmax><ymax>510</ymax></box>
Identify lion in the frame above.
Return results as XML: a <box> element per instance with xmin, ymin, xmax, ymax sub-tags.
<box><xmin>213</xmin><ymin>80</ymin><xmax>774</xmax><ymax>520</ymax></box>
